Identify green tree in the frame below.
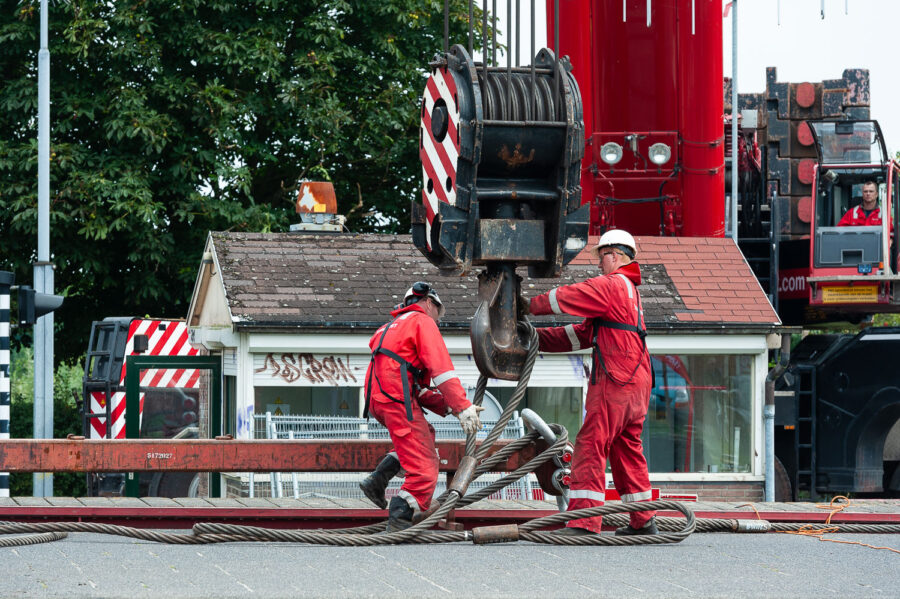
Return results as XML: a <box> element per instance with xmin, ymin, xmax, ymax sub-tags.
<box><xmin>0</xmin><ymin>1</ymin><xmax>483</xmax><ymax>360</ymax></box>
<box><xmin>9</xmin><ymin>346</ymin><xmax>86</xmax><ymax>496</ymax></box>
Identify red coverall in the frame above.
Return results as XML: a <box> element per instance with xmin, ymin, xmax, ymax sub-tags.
<box><xmin>530</xmin><ymin>261</ymin><xmax>654</xmax><ymax>533</ymax></box>
<box><xmin>837</xmin><ymin>205</ymin><xmax>884</xmax><ymax>226</ymax></box>
<box><xmin>364</xmin><ymin>303</ymin><xmax>471</xmax><ymax>513</ymax></box>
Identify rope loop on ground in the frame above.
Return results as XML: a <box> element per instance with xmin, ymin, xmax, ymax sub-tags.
<box><xmin>10</xmin><ymin>320</ymin><xmax>900</xmax><ymax>547</ymax></box>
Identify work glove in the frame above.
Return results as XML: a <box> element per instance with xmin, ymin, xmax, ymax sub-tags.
<box><xmin>456</xmin><ymin>404</ymin><xmax>486</xmax><ymax>435</ymax></box>
<box><xmin>517</xmin><ymin>293</ymin><xmax>530</xmax><ymax>318</ymax></box>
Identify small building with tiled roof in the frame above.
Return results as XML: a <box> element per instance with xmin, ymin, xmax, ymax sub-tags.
<box><xmin>187</xmin><ymin>231</ymin><xmax>782</xmax><ymax>502</ymax></box>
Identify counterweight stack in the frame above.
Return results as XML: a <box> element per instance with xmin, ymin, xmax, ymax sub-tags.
<box><xmin>413</xmin><ymin>44</ymin><xmax>588</xmax><ymax>379</ymax></box>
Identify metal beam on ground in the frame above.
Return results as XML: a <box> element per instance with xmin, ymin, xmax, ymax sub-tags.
<box><xmin>0</xmin><ymin>438</ymin><xmax>548</xmax><ymax>473</ymax></box>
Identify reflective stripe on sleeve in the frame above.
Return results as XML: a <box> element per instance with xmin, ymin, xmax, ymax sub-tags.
<box><xmin>549</xmin><ymin>288</ymin><xmax>562</xmax><ymax>314</ymax></box>
<box><xmin>564</xmin><ymin>324</ymin><xmax>580</xmax><ymax>350</ymax></box>
<box><xmin>620</xmin><ymin>490</ymin><xmax>653</xmax><ymax>502</ymax></box>
<box><xmin>432</xmin><ymin>370</ymin><xmax>459</xmax><ymax>386</ymax></box>
<box><xmin>568</xmin><ymin>489</ymin><xmax>606</xmax><ymax>502</ymax></box>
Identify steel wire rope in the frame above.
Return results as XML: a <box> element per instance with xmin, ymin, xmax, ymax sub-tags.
<box><xmin>191</xmin><ymin>324</ymin><xmax>545</xmax><ymax>546</ymax></box>
<box><xmin>0</xmin><ymin>321</ymin><xmax>689</xmax><ymax>547</ymax></box>
<box><xmin>0</xmin><ymin>529</ymin><xmax>67</xmax><ymax>548</ymax></box>
<box><xmin>517</xmin><ymin>500</ymin><xmax>696</xmax><ymax>546</ymax></box>
<box><xmin>9</xmin><ymin>324</ymin><xmax>900</xmax><ymax>546</ymax></box>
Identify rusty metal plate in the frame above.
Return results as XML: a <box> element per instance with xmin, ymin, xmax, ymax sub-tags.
<box><xmin>477</xmin><ymin>219</ymin><xmax>545</xmax><ymax>262</ymax></box>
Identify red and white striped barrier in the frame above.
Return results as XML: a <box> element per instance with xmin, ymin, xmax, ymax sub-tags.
<box><xmin>419</xmin><ymin>65</ymin><xmax>461</xmax><ymax>250</ymax></box>
<box><xmin>89</xmin><ymin>319</ymin><xmax>199</xmax><ymax>439</ymax></box>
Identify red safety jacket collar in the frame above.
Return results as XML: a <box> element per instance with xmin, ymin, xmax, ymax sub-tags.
<box><xmin>610</xmin><ymin>261</ymin><xmax>642</xmax><ymax>286</ymax></box>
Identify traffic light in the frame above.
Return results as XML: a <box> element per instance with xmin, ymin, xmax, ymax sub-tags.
<box><xmin>16</xmin><ymin>285</ymin><xmax>63</xmax><ymax>325</ymax></box>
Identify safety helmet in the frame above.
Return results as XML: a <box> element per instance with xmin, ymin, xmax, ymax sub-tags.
<box><xmin>404</xmin><ymin>281</ymin><xmax>445</xmax><ymax>317</ymax></box>
<box><xmin>590</xmin><ymin>229</ymin><xmax>637</xmax><ymax>260</ymax></box>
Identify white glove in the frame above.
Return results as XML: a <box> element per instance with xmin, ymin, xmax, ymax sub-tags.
<box><xmin>457</xmin><ymin>405</ymin><xmax>486</xmax><ymax>435</ymax></box>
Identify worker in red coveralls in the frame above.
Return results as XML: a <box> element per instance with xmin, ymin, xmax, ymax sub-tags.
<box><xmin>838</xmin><ymin>181</ymin><xmax>883</xmax><ymax>226</ymax></box>
<box><xmin>521</xmin><ymin>230</ymin><xmax>658</xmax><ymax>536</ymax></box>
<box><xmin>361</xmin><ymin>282</ymin><xmax>484</xmax><ymax>531</ymax></box>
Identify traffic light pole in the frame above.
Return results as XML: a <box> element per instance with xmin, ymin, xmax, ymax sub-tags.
<box><xmin>34</xmin><ymin>0</ymin><xmax>53</xmax><ymax>497</ymax></box>
<box><xmin>0</xmin><ymin>271</ymin><xmax>13</xmax><ymax>498</ymax></box>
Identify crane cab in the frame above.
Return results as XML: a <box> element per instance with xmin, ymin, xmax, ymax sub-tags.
<box><xmin>807</xmin><ymin>120</ymin><xmax>900</xmax><ymax>314</ymax></box>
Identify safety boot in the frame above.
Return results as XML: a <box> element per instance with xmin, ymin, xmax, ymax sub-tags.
<box><xmin>385</xmin><ymin>496</ymin><xmax>415</xmax><ymax>532</ymax></box>
<box><xmin>615</xmin><ymin>516</ymin><xmax>659</xmax><ymax>536</ymax></box>
<box><xmin>359</xmin><ymin>453</ymin><xmax>401</xmax><ymax>510</ymax></box>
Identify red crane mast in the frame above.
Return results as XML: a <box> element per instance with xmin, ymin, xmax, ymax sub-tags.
<box><xmin>548</xmin><ymin>0</ymin><xmax>725</xmax><ymax>237</ymax></box>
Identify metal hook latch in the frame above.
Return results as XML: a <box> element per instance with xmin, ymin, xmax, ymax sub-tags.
<box><xmin>470</xmin><ymin>264</ymin><xmax>532</xmax><ymax>381</ymax></box>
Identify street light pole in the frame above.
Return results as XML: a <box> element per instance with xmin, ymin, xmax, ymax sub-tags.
<box><xmin>730</xmin><ymin>0</ymin><xmax>739</xmax><ymax>241</ymax></box>
<box><xmin>34</xmin><ymin>0</ymin><xmax>54</xmax><ymax>497</ymax></box>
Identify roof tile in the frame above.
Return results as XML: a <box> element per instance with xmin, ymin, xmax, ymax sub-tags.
<box><xmin>209</xmin><ymin>232</ymin><xmax>779</xmax><ymax>329</ymax></box>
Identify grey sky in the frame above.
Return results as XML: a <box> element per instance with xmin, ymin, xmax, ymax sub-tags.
<box><xmin>724</xmin><ymin>0</ymin><xmax>898</xmax><ymax>155</ymax></box>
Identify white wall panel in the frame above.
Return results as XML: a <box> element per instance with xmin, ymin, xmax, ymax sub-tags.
<box><xmin>251</xmin><ymin>350</ymin><xmax>586</xmax><ymax>389</ymax></box>
<box><xmin>223</xmin><ymin>347</ymin><xmax>238</xmax><ymax>376</ymax></box>
<box><xmin>449</xmin><ymin>353</ymin><xmax>587</xmax><ymax>388</ymax></box>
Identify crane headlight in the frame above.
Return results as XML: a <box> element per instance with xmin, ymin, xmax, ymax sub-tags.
<box><xmin>600</xmin><ymin>142</ymin><xmax>623</xmax><ymax>165</ymax></box>
<box><xmin>649</xmin><ymin>142</ymin><xmax>672</xmax><ymax>166</ymax></box>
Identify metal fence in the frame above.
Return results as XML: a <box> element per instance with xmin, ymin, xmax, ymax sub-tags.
<box><xmin>241</xmin><ymin>413</ymin><xmax>543</xmax><ymax>502</ymax></box>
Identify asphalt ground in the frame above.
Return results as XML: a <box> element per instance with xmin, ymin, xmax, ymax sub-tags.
<box><xmin>2</xmin><ymin>530</ymin><xmax>898</xmax><ymax>598</ymax></box>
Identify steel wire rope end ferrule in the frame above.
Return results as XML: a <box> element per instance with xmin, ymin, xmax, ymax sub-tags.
<box><xmin>732</xmin><ymin>519</ymin><xmax>772</xmax><ymax>533</ymax></box>
<box><xmin>471</xmin><ymin>523</ymin><xmax>520</xmax><ymax>545</ymax></box>
<box><xmin>447</xmin><ymin>456</ymin><xmax>478</xmax><ymax>497</ymax></box>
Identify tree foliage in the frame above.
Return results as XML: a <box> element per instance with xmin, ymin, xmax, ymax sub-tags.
<box><xmin>0</xmin><ymin>1</ymin><xmax>481</xmax><ymax>359</ymax></box>
<box><xmin>9</xmin><ymin>346</ymin><xmax>86</xmax><ymax>496</ymax></box>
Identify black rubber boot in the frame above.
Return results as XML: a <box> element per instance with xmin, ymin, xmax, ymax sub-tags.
<box><xmin>359</xmin><ymin>453</ymin><xmax>401</xmax><ymax>509</ymax></box>
<box><xmin>386</xmin><ymin>496</ymin><xmax>415</xmax><ymax>532</ymax></box>
<box><xmin>615</xmin><ymin>516</ymin><xmax>659</xmax><ymax>536</ymax></box>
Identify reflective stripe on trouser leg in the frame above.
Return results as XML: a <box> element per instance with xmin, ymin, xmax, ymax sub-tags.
<box><xmin>620</xmin><ymin>490</ymin><xmax>652</xmax><ymax>502</ymax></box>
<box><xmin>397</xmin><ymin>489</ymin><xmax>421</xmax><ymax>515</ymax></box>
<box><xmin>568</xmin><ymin>489</ymin><xmax>606</xmax><ymax>501</ymax></box>
<box><xmin>609</xmin><ymin>414</ymin><xmax>655</xmax><ymax>529</ymax></box>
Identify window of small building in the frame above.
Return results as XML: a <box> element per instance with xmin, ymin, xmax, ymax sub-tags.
<box><xmin>490</xmin><ymin>351</ymin><xmax>755</xmax><ymax>476</ymax></box>
<box><xmin>644</xmin><ymin>354</ymin><xmax>753</xmax><ymax>474</ymax></box>
<box><xmin>254</xmin><ymin>386</ymin><xmax>361</xmax><ymax>421</ymax></box>
<box><xmin>224</xmin><ymin>375</ymin><xmax>237</xmax><ymax>437</ymax></box>
<box><xmin>487</xmin><ymin>386</ymin><xmax>584</xmax><ymax>441</ymax></box>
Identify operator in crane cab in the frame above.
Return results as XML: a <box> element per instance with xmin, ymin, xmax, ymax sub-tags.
<box><xmin>519</xmin><ymin>230</ymin><xmax>658</xmax><ymax>537</ymax></box>
<box><xmin>361</xmin><ymin>282</ymin><xmax>484</xmax><ymax>532</ymax></box>
<box><xmin>838</xmin><ymin>180</ymin><xmax>883</xmax><ymax>226</ymax></box>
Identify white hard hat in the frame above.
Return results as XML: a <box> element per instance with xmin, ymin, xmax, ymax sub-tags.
<box><xmin>404</xmin><ymin>281</ymin><xmax>445</xmax><ymax>317</ymax></box>
<box><xmin>590</xmin><ymin>229</ymin><xmax>637</xmax><ymax>259</ymax></box>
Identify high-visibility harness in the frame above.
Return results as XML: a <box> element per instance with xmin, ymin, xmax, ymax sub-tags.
<box><xmin>589</xmin><ymin>274</ymin><xmax>650</xmax><ymax>387</ymax></box>
<box><xmin>364</xmin><ymin>315</ymin><xmax>424</xmax><ymax>421</ymax></box>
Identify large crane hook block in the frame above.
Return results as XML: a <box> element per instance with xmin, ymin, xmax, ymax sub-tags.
<box><xmin>413</xmin><ymin>45</ymin><xmax>589</xmax><ymax>278</ymax></box>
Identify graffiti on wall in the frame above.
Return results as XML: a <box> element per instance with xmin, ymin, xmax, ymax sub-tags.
<box><xmin>236</xmin><ymin>404</ymin><xmax>254</xmax><ymax>439</ymax></box>
<box><xmin>255</xmin><ymin>353</ymin><xmax>359</xmax><ymax>385</ymax></box>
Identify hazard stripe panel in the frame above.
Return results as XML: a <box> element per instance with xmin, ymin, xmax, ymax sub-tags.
<box><xmin>419</xmin><ymin>66</ymin><xmax>461</xmax><ymax>251</ymax></box>
<box><xmin>89</xmin><ymin>320</ymin><xmax>201</xmax><ymax>440</ymax></box>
